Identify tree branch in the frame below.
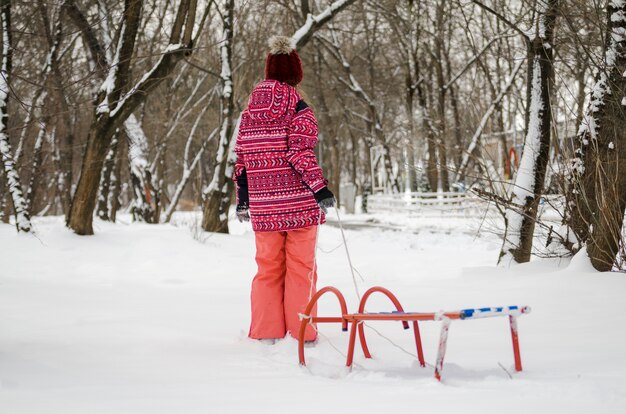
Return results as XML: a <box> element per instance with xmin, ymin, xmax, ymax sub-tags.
<box><xmin>63</xmin><ymin>0</ymin><xmax>108</xmax><ymax>78</ymax></box>
<box><xmin>444</xmin><ymin>33</ymin><xmax>514</xmax><ymax>90</ymax></box>
<box><xmin>469</xmin><ymin>0</ymin><xmax>529</xmax><ymax>41</ymax></box>
<box><xmin>292</xmin><ymin>0</ymin><xmax>359</xmax><ymax>49</ymax></box>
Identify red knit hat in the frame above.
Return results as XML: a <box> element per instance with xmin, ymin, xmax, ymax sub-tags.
<box><xmin>265</xmin><ymin>36</ymin><xmax>303</xmax><ymax>86</ymax></box>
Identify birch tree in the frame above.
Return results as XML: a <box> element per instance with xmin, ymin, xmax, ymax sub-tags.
<box><xmin>0</xmin><ymin>0</ymin><xmax>31</xmax><ymax>232</ymax></box>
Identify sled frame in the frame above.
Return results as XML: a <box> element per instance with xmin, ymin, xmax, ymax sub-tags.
<box><xmin>298</xmin><ymin>286</ymin><xmax>530</xmax><ymax>381</ymax></box>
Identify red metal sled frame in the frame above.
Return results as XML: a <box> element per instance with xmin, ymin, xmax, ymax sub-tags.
<box><xmin>298</xmin><ymin>286</ymin><xmax>527</xmax><ymax>381</ymax></box>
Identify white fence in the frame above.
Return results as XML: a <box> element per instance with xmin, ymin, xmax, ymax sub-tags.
<box><xmin>366</xmin><ymin>191</ymin><xmax>494</xmax><ymax>217</ymax></box>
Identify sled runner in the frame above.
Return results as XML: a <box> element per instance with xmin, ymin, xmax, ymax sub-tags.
<box><xmin>298</xmin><ymin>286</ymin><xmax>530</xmax><ymax>381</ymax></box>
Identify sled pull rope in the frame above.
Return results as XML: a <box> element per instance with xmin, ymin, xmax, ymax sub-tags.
<box><xmin>335</xmin><ymin>208</ymin><xmax>361</xmax><ymax>300</ymax></box>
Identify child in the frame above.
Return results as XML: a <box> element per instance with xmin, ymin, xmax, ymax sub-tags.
<box><xmin>233</xmin><ymin>36</ymin><xmax>335</xmax><ymax>343</ymax></box>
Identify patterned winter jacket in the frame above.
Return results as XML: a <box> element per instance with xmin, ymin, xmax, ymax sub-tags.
<box><xmin>233</xmin><ymin>79</ymin><xmax>328</xmax><ymax>232</ymax></box>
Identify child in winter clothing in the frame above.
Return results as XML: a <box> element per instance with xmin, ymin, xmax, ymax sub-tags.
<box><xmin>233</xmin><ymin>36</ymin><xmax>335</xmax><ymax>342</ymax></box>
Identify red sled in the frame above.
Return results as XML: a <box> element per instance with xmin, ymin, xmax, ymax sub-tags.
<box><xmin>298</xmin><ymin>286</ymin><xmax>530</xmax><ymax>381</ymax></box>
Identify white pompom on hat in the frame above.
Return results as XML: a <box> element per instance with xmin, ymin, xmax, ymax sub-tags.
<box><xmin>268</xmin><ymin>36</ymin><xmax>296</xmax><ymax>55</ymax></box>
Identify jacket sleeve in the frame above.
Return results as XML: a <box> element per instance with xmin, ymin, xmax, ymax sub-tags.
<box><xmin>233</xmin><ymin>118</ymin><xmax>248</xmax><ymax>206</ymax></box>
<box><xmin>286</xmin><ymin>102</ymin><xmax>327</xmax><ymax>194</ymax></box>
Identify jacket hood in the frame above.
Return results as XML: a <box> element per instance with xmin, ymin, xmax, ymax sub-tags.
<box><xmin>246</xmin><ymin>80</ymin><xmax>296</xmax><ymax>122</ymax></box>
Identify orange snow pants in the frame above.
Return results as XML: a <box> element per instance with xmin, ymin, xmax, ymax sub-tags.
<box><xmin>249</xmin><ymin>225</ymin><xmax>318</xmax><ymax>341</ymax></box>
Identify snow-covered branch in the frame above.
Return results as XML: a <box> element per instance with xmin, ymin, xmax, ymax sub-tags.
<box><xmin>292</xmin><ymin>0</ymin><xmax>359</xmax><ymax>49</ymax></box>
<box><xmin>108</xmin><ymin>43</ymin><xmax>189</xmax><ymax>120</ymax></box>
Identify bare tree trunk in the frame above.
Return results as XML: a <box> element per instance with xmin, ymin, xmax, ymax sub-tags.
<box><xmin>499</xmin><ymin>0</ymin><xmax>559</xmax><ymax>264</ymax></box>
<box><xmin>0</xmin><ymin>169</ymin><xmax>7</xmax><ymax>223</ymax></box>
<box><xmin>433</xmin><ymin>0</ymin><xmax>449</xmax><ymax>192</ymax></box>
<box><xmin>110</xmin><ymin>137</ymin><xmax>125</xmax><ymax>223</ymax></box>
<box><xmin>25</xmin><ymin>127</ymin><xmax>48</xmax><ymax>214</ymax></box>
<box><xmin>448</xmin><ymin>83</ymin><xmax>463</xmax><ymax>170</ymax></box>
<box><xmin>568</xmin><ymin>0</ymin><xmax>626</xmax><ymax>271</ymax></box>
<box><xmin>405</xmin><ymin>79</ymin><xmax>418</xmax><ymax>192</ymax></box>
<box><xmin>416</xmin><ymin>82</ymin><xmax>438</xmax><ymax>192</ymax></box>
<box><xmin>69</xmin><ymin>116</ymin><xmax>119</xmax><ymax>233</ymax></box>
<box><xmin>96</xmin><ymin>131</ymin><xmax>119</xmax><ymax>221</ymax></box>
<box><xmin>202</xmin><ymin>0</ymin><xmax>235</xmax><ymax>233</ymax></box>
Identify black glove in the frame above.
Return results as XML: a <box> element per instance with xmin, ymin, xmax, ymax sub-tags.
<box><xmin>314</xmin><ymin>187</ymin><xmax>336</xmax><ymax>214</ymax></box>
<box><xmin>236</xmin><ymin>203</ymin><xmax>250</xmax><ymax>222</ymax></box>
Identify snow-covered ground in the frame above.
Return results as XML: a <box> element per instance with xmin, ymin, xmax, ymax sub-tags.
<box><xmin>1</xmin><ymin>213</ymin><xmax>625</xmax><ymax>413</ymax></box>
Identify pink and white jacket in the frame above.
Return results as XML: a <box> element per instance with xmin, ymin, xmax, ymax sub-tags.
<box><xmin>233</xmin><ymin>80</ymin><xmax>328</xmax><ymax>232</ymax></box>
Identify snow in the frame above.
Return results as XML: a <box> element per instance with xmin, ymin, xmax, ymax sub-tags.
<box><xmin>124</xmin><ymin>114</ymin><xmax>153</xmax><ymax>217</ymax></box>
<box><xmin>0</xmin><ymin>17</ymin><xmax>9</xmax><ymax>105</ymax></box>
<box><xmin>124</xmin><ymin>114</ymin><xmax>149</xmax><ymax>177</ymax></box>
<box><xmin>293</xmin><ymin>14</ymin><xmax>315</xmax><ymax>45</ymax></box>
<box><xmin>164</xmin><ymin>43</ymin><xmax>185</xmax><ymax>53</ymax></box>
<box><xmin>204</xmin><ymin>34</ymin><xmax>235</xmax><ymax>201</ymax></box>
<box><xmin>537</xmin><ymin>7</ymin><xmax>547</xmax><ymax>40</ymax></box>
<box><xmin>612</xmin><ymin>9</ymin><xmax>626</xmax><ymax>23</ymax></box>
<box><xmin>219</xmin><ymin>30</ymin><xmax>232</xmax><ymax>99</ymax></box>
<box><xmin>577</xmin><ymin>1</ymin><xmax>625</xmax><ymax>141</ymax></box>
<box><xmin>97</xmin><ymin>22</ymin><xmax>125</xmax><ymax>115</ymax></box>
<box><xmin>1</xmin><ymin>214</ymin><xmax>626</xmax><ymax>413</ymax></box>
<box><xmin>612</xmin><ymin>0</ymin><xmax>626</xmax><ymax>8</ymax></box>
